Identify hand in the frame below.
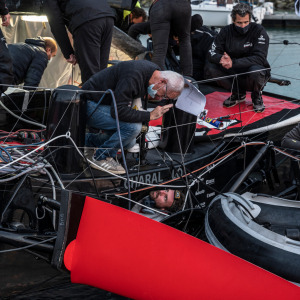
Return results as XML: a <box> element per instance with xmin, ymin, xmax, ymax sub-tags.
<box><xmin>2</xmin><ymin>13</ymin><xmax>10</xmax><ymax>27</ymax></box>
<box><xmin>221</xmin><ymin>61</ymin><xmax>232</xmax><ymax>69</ymax></box>
<box><xmin>150</xmin><ymin>104</ymin><xmax>173</xmax><ymax>120</ymax></box>
<box><xmin>222</xmin><ymin>52</ymin><xmax>230</xmax><ymax>59</ymax></box>
<box><xmin>66</xmin><ymin>54</ymin><xmax>77</xmax><ymax>65</ymax></box>
<box><xmin>220</xmin><ymin>52</ymin><xmax>232</xmax><ymax>69</ymax></box>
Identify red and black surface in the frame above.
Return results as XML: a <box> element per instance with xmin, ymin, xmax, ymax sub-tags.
<box><xmin>196</xmin><ymin>91</ymin><xmax>300</xmax><ymax>141</ymax></box>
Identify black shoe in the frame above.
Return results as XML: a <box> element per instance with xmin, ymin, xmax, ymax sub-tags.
<box><xmin>252</xmin><ymin>97</ymin><xmax>265</xmax><ymax>113</ymax></box>
<box><xmin>223</xmin><ymin>93</ymin><xmax>246</xmax><ymax>108</ymax></box>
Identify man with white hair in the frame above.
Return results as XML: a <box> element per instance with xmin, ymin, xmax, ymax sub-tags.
<box><xmin>82</xmin><ymin>60</ymin><xmax>184</xmax><ymax>174</ymax></box>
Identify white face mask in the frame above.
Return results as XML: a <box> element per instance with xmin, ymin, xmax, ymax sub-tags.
<box><xmin>48</xmin><ymin>57</ymin><xmax>53</xmax><ymax>63</ymax></box>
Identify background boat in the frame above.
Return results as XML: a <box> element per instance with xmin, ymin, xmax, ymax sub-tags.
<box><xmin>191</xmin><ymin>0</ymin><xmax>271</xmax><ymax>27</ymax></box>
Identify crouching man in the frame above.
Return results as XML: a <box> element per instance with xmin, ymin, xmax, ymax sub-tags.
<box><xmin>82</xmin><ymin>60</ymin><xmax>185</xmax><ymax>174</ymax></box>
<box><xmin>205</xmin><ymin>3</ymin><xmax>270</xmax><ymax>113</ymax></box>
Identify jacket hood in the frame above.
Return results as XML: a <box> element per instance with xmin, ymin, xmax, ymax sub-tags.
<box><xmin>25</xmin><ymin>37</ymin><xmax>46</xmax><ymax>48</ymax></box>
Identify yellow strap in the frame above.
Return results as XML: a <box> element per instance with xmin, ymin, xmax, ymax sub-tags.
<box><xmin>123</xmin><ymin>1</ymin><xmax>141</xmax><ymax>19</ymax></box>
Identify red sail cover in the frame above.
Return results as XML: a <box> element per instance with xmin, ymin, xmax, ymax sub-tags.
<box><xmin>64</xmin><ymin>197</ymin><xmax>300</xmax><ymax>300</ymax></box>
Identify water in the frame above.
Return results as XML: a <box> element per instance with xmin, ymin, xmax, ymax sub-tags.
<box><xmin>264</xmin><ymin>27</ymin><xmax>300</xmax><ymax>99</ymax></box>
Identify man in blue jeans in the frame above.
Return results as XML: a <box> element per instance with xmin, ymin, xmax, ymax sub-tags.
<box><xmin>82</xmin><ymin>60</ymin><xmax>185</xmax><ymax>174</ymax></box>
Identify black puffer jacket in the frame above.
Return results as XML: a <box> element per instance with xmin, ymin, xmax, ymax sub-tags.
<box><xmin>0</xmin><ymin>1</ymin><xmax>14</xmax><ymax>93</ymax></box>
<box><xmin>8</xmin><ymin>37</ymin><xmax>48</xmax><ymax>88</ymax></box>
<box><xmin>44</xmin><ymin>0</ymin><xmax>115</xmax><ymax>59</ymax></box>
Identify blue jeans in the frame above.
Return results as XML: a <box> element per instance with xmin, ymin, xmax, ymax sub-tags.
<box><xmin>85</xmin><ymin>101</ymin><xmax>142</xmax><ymax>160</ymax></box>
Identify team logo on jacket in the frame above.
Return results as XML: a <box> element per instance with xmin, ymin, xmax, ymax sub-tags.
<box><xmin>243</xmin><ymin>42</ymin><xmax>252</xmax><ymax>48</ymax></box>
<box><xmin>258</xmin><ymin>35</ymin><xmax>266</xmax><ymax>44</ymax></box>
<box><xmin>209</xmin><ymin>42</ymin><xmax>216</xmax><ymax>56</ymax></box>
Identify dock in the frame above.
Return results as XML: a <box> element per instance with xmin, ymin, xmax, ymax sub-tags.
<box><xmin>262</xmin><ymin>13</ymin><xmax>300</xmax><ymax>27</ymax></box>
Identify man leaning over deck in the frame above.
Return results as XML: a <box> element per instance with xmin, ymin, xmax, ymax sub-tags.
<box><xmin>82</xmin><ymin>60</ymin><xmax>184</xmax><ymax>175</ymax></box>
<box><xmin>8</xmin><ymin>37</ymin><xmax>57</xmax><ymax>90</ymax></box>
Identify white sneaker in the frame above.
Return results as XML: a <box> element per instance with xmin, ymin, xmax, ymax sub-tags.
<box><xmin>91</xmin><ymin>157</ymin><xmax>126</xmax><ymax>174</ymax></box>
<box><xmin>84</xmin><ymin>147</ymin><xmax>95</xmax><ymax>160</ymax></box>
<box><xmin>127</xmin><ymin>143</ymin><xmax>140</xmax><ymax>153</ymax></box>
<box><xmin>117</xmin><ymin>143</ymin><xmax>140</xmax><ymax>153</ymax></box>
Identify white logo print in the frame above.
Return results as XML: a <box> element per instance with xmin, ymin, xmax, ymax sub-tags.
<box><xmin>209</xmin><ymin>42</ymin><xmax>216</xmax><ymax>56</ymax></box>
<box><xmin>244</xmin><ymin>42</ymin><xmax>252</xmax><ymax>48</ymax></box>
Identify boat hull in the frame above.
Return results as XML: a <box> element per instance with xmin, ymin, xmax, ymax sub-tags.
<box><xmin>191</xmin><ymin>7</ymin><xmax>232</xmax><ymax>27</ymax></box>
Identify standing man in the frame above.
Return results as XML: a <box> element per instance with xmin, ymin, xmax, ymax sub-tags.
<box><xmin>44</xmin><ymin>0</ymin><xmax>115</xmax><ymax>83</ymax></box>
<box><xmin>0</xmin><ymin>0</ymin><xmax>13</xmax><ymax>93</ymax></box>
<box><xmin>149</xmin><ymin>0</ymin><xmax>192</xmax><ymax>77</ymax></box>
<box><xmin>8</xmin><ymin>37</ymin><xmax>57</xmax><ymax>89</ymax></box>
<box><xmin>82</xmin><ymin>60</ymin><xmax>185</xmax><ymax>174</ymax></box>
<box><xmin>206</xmin><ymin>3</ymin><xmax>270</xmax><ymax>112</ymax></box>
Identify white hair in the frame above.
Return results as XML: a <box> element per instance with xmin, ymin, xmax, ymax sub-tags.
<box><xmin>160</xmin><ymin>71</ymin><xmax>184</xmax><ymax>93</ymax></box>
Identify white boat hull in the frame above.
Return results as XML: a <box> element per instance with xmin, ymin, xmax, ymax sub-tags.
<box><xmin>191</xmin><ymin>2</ymin><xmax>266</xmax><ymax>27</ymax></box>
<box><xmin>191</xmin><ymin>7</ymin><xmax>232</xmax><ymax>26</ymax></box>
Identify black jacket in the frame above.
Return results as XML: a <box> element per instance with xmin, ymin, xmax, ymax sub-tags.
<box><xmin>128</xmin><ymin>21</ymin><xmax>151</xmax><ymax>40</ymax></box>
<box><xmin>0</xmin><ymin>1</ymin><xmax>13</xmax><ymax>93</ymax></box>
<box><xmin>282</xmin><ymin>123</ymin><xmax>300</xmax><ymax>150</ymax></box>
<box><xmin>113</xmin><ymin>8</ymin><xmax>132</xmax><ymax>34</ymax></box>
<box><xmin>208</xmin><ymin>22</ymin><xmax>270</xmax><ymax>69</ymax></box>
<box><xmin>0</xmin><ymin>0</ymin><xmax>8</xmax><ymax>15</ymax></box>
<box><xmin>44</xmin><ymin>0</ymin><xmax>115</xmax><ymax>59</ymax></box>
<box><xmin>8</xmin><ymin>37</ymin><xmax>48</xmax><ymax>88</ymax></box>
<box><xmin>191</xmin><ymin>27</ymin><xmax>216</xmax><ymax>80</ymax></box>
<box><xmin>82</xmin><ymin>60</ymin><xmax>159</xmax><ymax>123</ymax></box>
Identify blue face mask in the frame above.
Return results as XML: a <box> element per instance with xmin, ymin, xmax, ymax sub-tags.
<box><xmin>235</xmin><ymin>23</ymin><xmax>250</xmax><ymax>35</ymax></box>
<box><xmin>148</xmin><ymin>83</ymin><xmax>166</xmax><ymax>99</ymax></box>
<box><xmin>148</xmin><ymin>84</ymin><xmax>157</xmax><ymax>99</ymax></box>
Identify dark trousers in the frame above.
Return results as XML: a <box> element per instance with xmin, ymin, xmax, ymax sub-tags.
<box><xmin>73</xmin><ymin>17</ymin><xmax>114</xmax><ymax>83</ymax></box>
<box><xmin>205</xmin><ymin>61</ymin><xmax>270</xmax><ymax>99</ymax></box>
<box><xmin>0</xmin><ymin>30</ymin><xmax>13</xmax><ymax>93</ymax></box>
<box><xmin>150</xmin><ymin>0</ymin><xmax>192</xmax><ymax>76</ymax></box>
